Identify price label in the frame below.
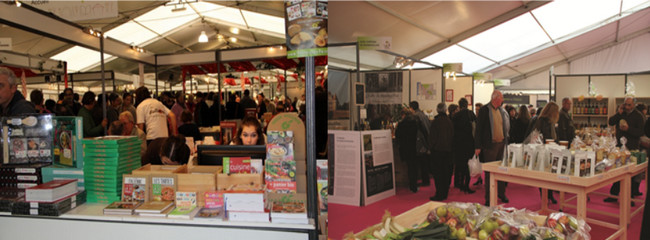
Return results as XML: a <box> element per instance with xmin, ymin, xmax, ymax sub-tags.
<box><xmin>71</xmin><ymin>202</ymin><xmax>76</xmax><ymax>208</ymax></box>
<box><xmin>30</xmin><ymin>202</ymin><xmax>38</xmax><ymax>208</ymax></box>
<box><xmin>498</xmin><ymin>167</ymin><xmax>508</xmax><ymax>173</ymax></box>
<box><xmin>557</xmin><ymin>175</ymin><xmax>570</xmax><ymax>183</ymax></box>
<box><xmin>29</xmin><ymin>209</ymin><xmax>38</xmax><ymax>215</ymax></box>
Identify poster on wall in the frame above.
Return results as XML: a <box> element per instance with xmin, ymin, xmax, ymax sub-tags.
<box><xmin>361</xmin><ymin>130</ymin><xmax>395</xmax><ymax>205</ymax></box>
<box><xmin>284</xmin><ymin>0</ymin><xmax>328</xmax><ymax>59</ymax></box>
<box><xmin>327</xmin><ymin>130</ymin><xmax>361</xmax><ymax>206</ymax></box>
<box><xmin>445</xmin><ymin>89</ymin><xmax>454</xmax><ymax>102</ymax></box>
<box><xmin>364</xmin><ymin>72</ymin><xmax>403</xmax><ymax>123</ymax></box>
<box><xmin>417</xmin><ymin>82</ymin><xmax>436</xmax><ymax>100</ymax></box>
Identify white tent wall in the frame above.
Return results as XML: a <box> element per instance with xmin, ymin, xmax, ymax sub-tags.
<box><xmin>567</xmin><ymin>33</ymin><xmax>650</xmax><ymax>75</ymax></box>
<box><xmin>498</xmin><ymin>33</ymin><xmax>650</xmax><ymax>92</ymax></box>
<box><xmin>474</xmin><ymin>82</ymin><xmax>494</xmax><ymax>107</ymax></box>
<box><xmin>410</xmin><ymin>69</ymin><xmax>442</xmax><ymax>115</ymax></box>
<box><xmin>629</xmin><ymin>74</ymin><xmax>650</xmax><ymax>96</ymax></box>
<box><xmin>445</xmin><ymin>76</ymin><xmax>473</xmax><ymax>110</ymax></box>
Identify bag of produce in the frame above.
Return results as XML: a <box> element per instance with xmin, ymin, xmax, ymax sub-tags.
<box><xmin>545</xmin><ymin>212</ymin><xmax>591</xmax><ymax>240</ymax></box>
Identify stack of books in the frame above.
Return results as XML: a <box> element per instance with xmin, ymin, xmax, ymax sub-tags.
<box><xmin>0</xmin><ymin>163</ymin><xmax>49</xmax><ymax>189</ymax></box>
<box><xmin>193</xmin><ymin>191</ymin><xmax>224</xmax><ymax>221</ymax></box>
<box><xmin>15</xmin><ymin>179</ymin><xmax>86</xmax><ymax>216</ymax></box>
<box><xmin>134</xmin><ymin>200</ymin><xmax>174</xmax><ymax>217</ymax></box>
<box><xmin>270</xmin><ymin>201</ymin><xmax>308</xmax><ymax>224</ymax></box>
<box><xmin>265</xmin><ymin>131</ymin><xmax>297</xmax><ymax>193</ymax></box>
<box><xmin>103</xmin><ymin>201</ymin><xmax>142</xmax><ymax>215</ymax></box>
<box><xmin>224</xmin><ymin>192</ymin><xmax>268</xmax><ymax>223</ymax></box>
<box><xmin>103</xmin><ymin>174</ymin><xmax>149</xmax><ymax>216</ymax></box>
<box><xmin>82</xmin><ymin>136</ymin><xmax>141</xmax><ymax>203</ymax></box>
<box><xmin>167</xmin><ymin>191</ymin><xmax>199</xmax><ymax>219</ymax></box>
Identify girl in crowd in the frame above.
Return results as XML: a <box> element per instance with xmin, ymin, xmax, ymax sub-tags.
<box><xmin>231</xmin><ymin>116</ymin><xmax>265</xmax><ymax>145</ymax></box>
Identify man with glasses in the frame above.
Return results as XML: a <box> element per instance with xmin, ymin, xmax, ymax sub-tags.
<box><xmin>605</xmin><ymin>96</ymin><xmax>645</xmax><ymax>204</ymax></box>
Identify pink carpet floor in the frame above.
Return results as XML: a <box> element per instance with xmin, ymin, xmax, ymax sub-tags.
<box><xmin>329</xmin><ymin>174</ymin><xmax>645</xmax><ymax>240</ymax></box>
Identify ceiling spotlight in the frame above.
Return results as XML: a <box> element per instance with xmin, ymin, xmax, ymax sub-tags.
<box><xmin>198</xmin><ymin>31</ymin><xmax>208</xmax><ymax>43</ymax></box>
<box><xmin>230</xmin><ymin>27</ymin><xmax>240</xmax><ymax>34</ymax></box>
<box><xmin>216</xmin><ymin>34</ymin><xmax>224</xmax><ymax>40</ymax></box>
<box><xmin>15</xmin><ymin>0</ymin><xmax>21</xmax><ymax>7</ymax></box>
<box><xmin>229</xmin><ymin>37</ymin><xmax>237</xmax><ymax>43</ymax></box>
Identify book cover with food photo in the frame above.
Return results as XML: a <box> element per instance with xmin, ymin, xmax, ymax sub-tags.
<box><xmin>103</xmin><ymin>201</ymin><xmax>142</xmax><ymax>215</ymax></box>
<box><xmin>122</xmin><ymin>174</ymin><xmax>148</xmax><ymax>202</ymax></box>
<box><xmin>194</xmin><ymin>206</ymin><xmax>224</xmax><ymax>221</ymax></box>
<box><xmin>264</xmin><ymin>159</ymin><xmax>297</xmax><ymax>193</ymax></box>
<box><xmin>151</xmin><ymin>175</ymin><xmax>177</xmax><ymax>202</ymax></box>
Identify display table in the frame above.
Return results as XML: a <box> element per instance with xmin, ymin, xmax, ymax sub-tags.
<box><xmin>483</xmin><ymin>161</ymin><xmax>631</xmax><ymax>240</ymax></box>
<box><xmin>0</xmin><ymin>203</ymin><xmax>315</xmax><ymax>240</ymax></box>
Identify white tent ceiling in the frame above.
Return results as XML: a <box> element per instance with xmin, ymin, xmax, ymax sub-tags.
<box><xmin>330</xmin><ymin>0</ymin><xmax>650</xmax><ymax>87</ymax></box>
<box><xmin>2</xmin><ymin>1</ymin><xmax>286</xmax><ymax>76</ymax></box>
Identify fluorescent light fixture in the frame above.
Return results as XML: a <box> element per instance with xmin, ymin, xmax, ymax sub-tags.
<box><xmin>198</xmin><ymin>31</ymin><xmax>208</xmax><ymax>42</ymax></box>
<box><xmin>230</xmin><ymin>27</ymin><xmax>240</xmax><ymax>34</ymax></box>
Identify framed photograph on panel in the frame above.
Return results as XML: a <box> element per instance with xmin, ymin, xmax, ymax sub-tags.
<box><xmin>465</xmin><ymin>95</ymin><xmax>473</xmax><ymax>105</ymax></box>
<box><xmin>355</xmin><ymin>83</ymin><xmax>365</xmax><ymax>106</ymax></box>
<box><xmin>445</xmin><ymin>89</ymin><xmax>453</xmax><ymax>102</ymax></box>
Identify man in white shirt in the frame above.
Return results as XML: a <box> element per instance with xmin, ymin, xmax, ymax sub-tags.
<box><xmin>135</xmin><ymin>87</ymin><xmax>177</xmax><ymax>144</ymax></box>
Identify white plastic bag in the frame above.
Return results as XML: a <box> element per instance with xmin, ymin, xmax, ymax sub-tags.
<box><xmin>469</xmin><ymin>154</ymin><xmax>482</xmax><ymax>178</ymax></box>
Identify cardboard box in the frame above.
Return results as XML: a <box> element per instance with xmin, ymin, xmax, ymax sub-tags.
<box><xmin>177</xmin><ymin>166</ymin><xmax>221</xmax><ymax>206</ymax></box>
<box><xmin>216</xmin><ymin>173</ymin><xmax>263</xmax><ymax>191</ymax></box>
<box><xmin>131</xmin><ymin>164</ymin><xmax>186</xmax><ymax>176</ymax></box>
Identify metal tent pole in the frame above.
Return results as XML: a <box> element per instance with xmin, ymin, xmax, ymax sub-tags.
<box><xmin>100</xmin><ymin>33</ymin><xmax>107</xmax><ymax>135</ymax></box>
<box><xmin>217</xmin><ymin>50</ymin><xmax>222</xmax><ymax>122</ymax></box>
<box><xmin>305</xmin><ymin>56</ymin><xmax>318</xmax><ymax>240</ymax></box>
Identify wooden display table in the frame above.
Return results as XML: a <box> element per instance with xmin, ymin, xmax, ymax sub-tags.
<box><xmin>483</xmin><ymin>161</ymin><xmax>631</xmax><ymax>240</ymax></box>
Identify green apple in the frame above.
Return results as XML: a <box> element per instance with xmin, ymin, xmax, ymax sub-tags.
<box><xmin>479</xmin><ymin>229</ymin><xmax>488</xmax><ymax>240</ymax></box>
<box><xmin>450</xmin><ymin>227</ymin><xmax>458</xmax><ymax>238</ymax></box>
<box><xmin>499</xmin><ymin>224</ymin><xmax>510</xmax><ymax>235</ymax></box>
<box><xmin>436</xmin><ymin>206</ymin><xmax>448</xmax><ymax>218</ymax></box>
<box><xmin>457</xmin><ymin>228</ymin><xmax>467</xmax><ymax>240</ymax></box>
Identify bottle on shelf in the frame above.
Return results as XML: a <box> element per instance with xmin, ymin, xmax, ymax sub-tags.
<box><xmin>594</xmin><ymin>103</ymin><xmax>600</xmax><ymax>115</ymax></box>
<box><xmin>602</xmin><ymin>103</ymin><xmax>607</xmax><ymax>115</ymax></box>
<box><xmin>573</xmin><ymin>103</ymin><xmax>577</xmax><ymax>114</ymax></box>
<box><xmin>583</xmin><ymin>103</ymin><xmax>588</xmax><ymax>115</ymax></box>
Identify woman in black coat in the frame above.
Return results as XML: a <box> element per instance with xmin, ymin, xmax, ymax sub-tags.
<box><xmin>510</xmin><ymin>105</ymin><xmax>531</xmax><ymax>143</ymax></box>
<box><xmin>452</xmin><ymin>98</ymin><xmax>476</xmax><ymax>194</ymax></box>
<box><xmin>395</xmin><ymin>108</ymin><xmax>419</xmax><ymax>193</ymax></box>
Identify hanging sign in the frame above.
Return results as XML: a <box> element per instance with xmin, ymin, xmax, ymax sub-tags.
<box><xmin>493</xmin><ymin>79</ymin><xmax>511</xmax><ymax>87</ymax></box>
<box><xmin>357</xmin><ymin>36</ymin><xmax>392</xmax><ymax>50</ymax></box>
<box><xmin>0</xmin><ymin>38</ymin><xmax>11</xmax><ymax>51</ymax></box>
<box><xmin>284</xmin><ymin>0</ymin><xmax>328</xmax><ymax>59</ymax></box>
<box><xmin>29</xmin><ymin>1</ymin><xmax>118</xmax><ymax>21</ymax></box>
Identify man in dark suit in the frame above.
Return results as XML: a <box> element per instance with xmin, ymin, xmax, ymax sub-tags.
<box><xmin>605</xmin><ymin>96</ymin><xmax>645</xmax><ymax>203</ymax></box>
<box><xmin>475</xmin><ymin>90</ymin><xmax>510</xmax><ymax>206</ymax></box>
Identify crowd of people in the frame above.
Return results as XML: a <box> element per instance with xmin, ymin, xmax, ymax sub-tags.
<box><xmin>395</xmin><ymin>90</ymin><xmax>650</xmax><ymax>207</ymax></box>
<box><xmin>0</xmin><ymin>67</ymin><xmax>309</xmax><ymax>167</ymax></box>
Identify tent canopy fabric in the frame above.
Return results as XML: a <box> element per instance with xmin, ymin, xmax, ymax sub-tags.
<box><xmin>330</xmin><ymin>0</ymin><xmax>650</xmax><ymax>87</ymax></box>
